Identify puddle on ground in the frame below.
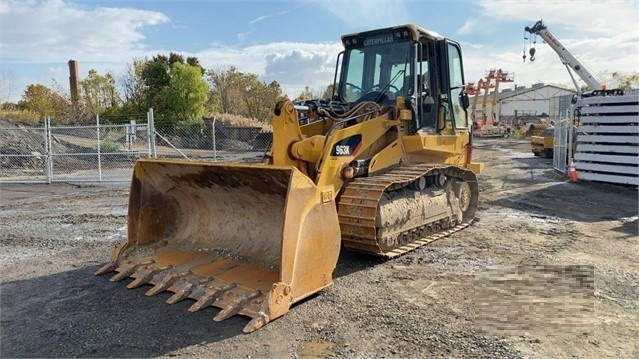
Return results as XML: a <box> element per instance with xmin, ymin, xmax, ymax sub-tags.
<box><xmin>299</xmin><ymin>340</ymin><xmax>333</xmax><ymax>358</ymax></box>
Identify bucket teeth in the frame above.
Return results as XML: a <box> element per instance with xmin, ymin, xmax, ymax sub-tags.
<box><xmin>94</xmin><ymin>263</ymin><xmax>115</xmax><ymax>276</ymax></box>
<box><xmin>244</xmin><ymin>313</ymin><xmax>270</xmax><ymax>334</ymax></box>
<box><xmin>213</xmin><ymin>291</ymin><xmax>261</xmax><ymax>322</ymax></box>
<box><xmin>188</xmin><ymin>283</ymin><xmax>237</xmax><ymax>313</ymax></box>
<box><xmin>145</xmin><ymin>274</ymin><xmax>178</xmax><ymax>297</ymax></box>
<box><xmin>127</xmin><ymin>266</ymin><xmax>164</xmax><ymax>289</ymax></box>
<box><xmin>166</xmin><ymin>282</ymin><xmax>194</xmax><ymax>304</ymax></box>
<box><xmin>109</xmin><ymin>265</ymin><xmax>137</xmax><ymax>282</ymax></box>
<box><xmin>109</xmin><ymin>259</ymin><xmax>155</xmax><ymax>282</ymax></box>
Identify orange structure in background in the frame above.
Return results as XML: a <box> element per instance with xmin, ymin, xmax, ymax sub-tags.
<box><xmin>465</xmin><ymin>69</ymin><xmax>514</xmax><ymax>133</ymax></box>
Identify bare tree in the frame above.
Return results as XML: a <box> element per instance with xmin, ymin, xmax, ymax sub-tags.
<box><xmin>0</xmin><ymin>69</ymin><xmax>17</xmax><ymax>104</ymax></box>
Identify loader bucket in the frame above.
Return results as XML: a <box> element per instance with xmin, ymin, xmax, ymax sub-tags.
<box><xmin>95</xmin><ymin>158</ymin><xmax>341</xmax><ymax>333</ymax></box>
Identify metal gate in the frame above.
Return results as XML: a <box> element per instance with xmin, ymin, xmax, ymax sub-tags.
<box><xmin>553</xmin><ymin>109</ymin><xmax>573</xmax><ymax>174</ymax></box>
<box><xmin>0</xmin><ymin>116</ymin><xmax>150</xmax><ymax>183</ymax></box>
<box><xmin>1</xmin><ymin>110</ymin><xmax>274</xmax><ymax>184</ymax></box>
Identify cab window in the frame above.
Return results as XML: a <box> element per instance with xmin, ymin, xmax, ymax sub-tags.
<box><xmin>448</xmin><ymin>43</ymin><xmax>468</xmax><ymax>129</ymax></box>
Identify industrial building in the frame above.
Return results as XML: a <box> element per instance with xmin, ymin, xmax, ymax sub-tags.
<box><xmin>470</xmin><ymin>83</ymin><xmax>576</xmax><ymax>126</ymax></box>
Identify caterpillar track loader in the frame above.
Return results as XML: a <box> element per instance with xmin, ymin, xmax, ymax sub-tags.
<box><xmin>94</xmin><ymin>24</ymin><xmax>484</xmax><ymax>333</ymax></box>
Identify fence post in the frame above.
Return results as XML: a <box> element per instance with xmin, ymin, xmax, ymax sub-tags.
<box><xmin>212</xmin><ymin>116</ymin><xmax>217</xmax><ymax>161</ymax></box>
<box><xmin>97</xmin><ymin>114</ymin><xmax>102</xmax><ymax>181</ymax></box>
<box><xmin>568</xmin><ymin>107</ymin><xmax>574</xmax><ymax>164</ymax></box>
<box><xmin>44</xmin><ymin>117</ymin><xmax>52</xmax><ymax>184</ymax></box>
<box><xmin>127</xmin><ymin>120</ymin><xmax>136</xmax><ymax>151</ymax></box>
<box><xmin>146</xmin><ymin>110</ymin><xmax>151</xmax><ymax>157</ymax></box>
<box><xmin>148</xmin><ymin>108</ymin><xmax>157</xmax><ymax>158</ymax></box>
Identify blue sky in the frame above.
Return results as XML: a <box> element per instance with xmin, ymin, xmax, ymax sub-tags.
<box><xmin>1</xmin><ymin>0</ymin><xmax>638</xmax><ymax>103</ymax></box>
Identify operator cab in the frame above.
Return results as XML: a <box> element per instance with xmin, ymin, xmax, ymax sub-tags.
<box><xmin>337</xmin><ymin>24</ymin><xmax>469</xmax><ymax>134</ymax></box>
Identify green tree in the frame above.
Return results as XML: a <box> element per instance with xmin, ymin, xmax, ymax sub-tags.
<box><xmin>161</xmin><ymin>62</ymin><xmax>208</xmax><ymax>121</ymax></box>
<box><xmin>120</xmin><ymin>59</ymin><xmax>147</xmax><ymax>114</ymax></box>
<box><xmin>19</xmin><ymin>83</ymin><xmax>69</xmax><ymax>120</ymax></box>
<box><xmin>323</xmin><ymin>83</ymin><xmax>336</xmax><ymax>99</ymax></box>
<box><xmin>243</xmin><ymin>77</ymin><xmax>284</xmax><ymax>122</ymax></box>
<box><xmin>137</xmin><ymin>52</ymin><xmax>207</xmax><ymax>117</ymax></box>
<box><xmin>206</xmin><ymin>66</ymin><xmax>285</xmax><ymax>121</ymax></box>
<box><xmin>141</xmin><ymin>54</ymin><xmax>171</xmax><ymax>109</ymax></box>
<box><xmin>611</xmin><ymin>71</ymin><xmax>639</xmax><ymax>91</ymax></box>
<box><xmin>206</xmin><ymin>66</ymin><xmax>248</xmax><ymax>115</ymax></box>
<box><xmin>598</xmin><ymin>70</ymin><xmax>639</xmax><ymax>91</ymax></box>
<box><xmin>186</xmin><ymin>56</ymin><xmax>204</xmax><ymax>74</ymax></box>
<box><xmin>81</xmin><ymin>69</ymin><xmax>120</xmax><ymax>115</ymax></box>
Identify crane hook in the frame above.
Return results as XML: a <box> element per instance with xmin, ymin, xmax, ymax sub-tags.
<box><xmin>529</xmin><ymin>47</ymin><xmax>536</xmax><ymax>61</ymax></box>
<box><xmin>522</xmin><ymin>51</ymin><xmax>526</xmax><ymax>62</ymax></box>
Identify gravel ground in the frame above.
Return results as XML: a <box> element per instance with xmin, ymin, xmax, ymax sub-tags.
<box><xmin>1</xmin><ymin>139</ymin><xmax>637</xmax><ymax>359</ymax></box>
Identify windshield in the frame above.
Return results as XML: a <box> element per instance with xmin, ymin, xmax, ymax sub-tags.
<box><xmin>341</xmin><ymin>41</ymin><xmax>411</xmax><ymax>103</ymax></box>
<box><xmin>541</xmin><ymin>128</ymin><xmax>555</xmax><ymax>137</ymax></box>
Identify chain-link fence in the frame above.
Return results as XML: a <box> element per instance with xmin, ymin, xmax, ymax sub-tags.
<box><xmin>553</xmin><ymin>113</ymin><xmax>569</xmax><ymax>174</ymax></box>
<box><xmin>0</xmin><ymin>110</ymin><xmax>274</xmax><ymax>183</ymax></box>
<box><xmin>151</xmin><ymin>112</ymin><xmax>271</xmax><ymax>163</ymax></box>
<box><xmin>0</xmin><ymin>123</ymin><xmax>48</xmax><ymax>183</ymax></box>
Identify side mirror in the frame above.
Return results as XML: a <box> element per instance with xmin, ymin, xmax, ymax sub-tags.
<box><xmin>460</xmin><ymin>91</ymin><xmax>470</xmax><ymax>109</ymax></box>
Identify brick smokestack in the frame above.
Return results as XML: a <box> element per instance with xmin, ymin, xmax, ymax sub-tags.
<box><xmin>68</xmin><ymin>59</ymin><xmax>80</xmax><ymax>105</ymax></box>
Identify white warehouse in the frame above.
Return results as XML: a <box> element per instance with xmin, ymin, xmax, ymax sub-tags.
<box><xmin>497</xmin><ymin>83</ymin><xmax>575</xmax><ymax>123</ymax></box>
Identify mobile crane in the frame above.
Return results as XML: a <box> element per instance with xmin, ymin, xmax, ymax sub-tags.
<box><xmin>524</xmin><ymin>20</ymin><xmax>602</xmax><ymax>93</ymax></box>
<box><xmin>524</xmin><ymin>20</ymin><xmax>623</xmax><ymax>159</ymax></box>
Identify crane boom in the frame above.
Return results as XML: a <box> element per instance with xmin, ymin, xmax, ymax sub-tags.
<box><xmin>525</xmin><ymin>20</ymin><xmax>602</xmax><ymax>91</ymax></box>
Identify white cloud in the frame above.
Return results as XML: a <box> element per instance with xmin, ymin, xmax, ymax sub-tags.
<box><xmin>195</xmin><ymin>42</ymin><xmax>343</xmax><ymax>98</ymax></box>
<box><xmin>462</xmin><ymin>0</ymin><xmax>638</xmax><ymax>36</ymax></box>
<box><xmin>463</xmin><ymin>33</ymin><xmax>639</xmax><ymax>91</ymax></box>
<box><xmin>0</xmin><ymin>0</ymin><xmax>169</xmax><ymax>64</ymax></box>
<box><xmin>0</xmin><ymin>0</ymin><xmax>343</xmax><ymax>100</ymax></box>
<box><xmin>460</xmin><ymin>41</ymin><xmax>483</xmax><ymax>50</ymax></box>
<box><xmin>457</xmin><ymin>19</ymin><xmax>478</xmax><ymax>35</ymax></box>
<box><xmin>459</xmin><ymin>0</ymin><xmax>639</xmax><ymax>90</ymax></box>
<box><xmin>2</xmin><ymin>0</ymin><xmax>636</xmax><ymax>104</ymax></box>
<box><xmin>248</xmin><ymin>9</ymin><xmax>290</xmax><ymax>25</ymax></box>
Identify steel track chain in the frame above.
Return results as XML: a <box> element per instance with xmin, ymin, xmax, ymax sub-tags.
<box><xmin>338</xmin><ymin>164</ymin><xmax>475</xmax><ymax>258</ymax></box>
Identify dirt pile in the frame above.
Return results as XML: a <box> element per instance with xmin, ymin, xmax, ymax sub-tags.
<box><xmin>0</xmin><ymin>118</ymin><xmax>105</xmax><ymax>173</ymax></box>
<box><xmin>0</xmin><ymin>118</ymin><xmax>47</xmax><ymax>169</ymax></box>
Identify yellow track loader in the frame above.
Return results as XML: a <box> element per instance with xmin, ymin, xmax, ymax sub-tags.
<box><xmin>95</xmin><ymin>24</ymin><xmax>484</xmax><ymax>333</ymax></box>
<box><xmin>531</xmin><ymin>127</ymin><xmax>555</xmax><ymax>157</ymax></box>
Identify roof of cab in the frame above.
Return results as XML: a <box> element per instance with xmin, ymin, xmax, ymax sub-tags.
<box><xmin>341</xmin><ymin>24</ymin><xmax>445</xmax><ymax>44</ymax></box>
